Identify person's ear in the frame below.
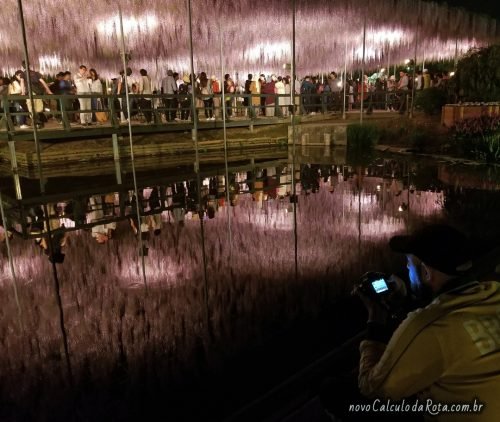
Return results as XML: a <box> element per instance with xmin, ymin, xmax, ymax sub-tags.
<box><xmin>421</xmin><ymin>262</ymin><xmax>432</xmax><ymax>282</ymax></box>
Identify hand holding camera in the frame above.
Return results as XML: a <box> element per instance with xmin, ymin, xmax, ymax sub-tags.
<box><xmin>353</xmin><ymin>272</ymin><xmax>408</xmax><ymax>323</ymax></box>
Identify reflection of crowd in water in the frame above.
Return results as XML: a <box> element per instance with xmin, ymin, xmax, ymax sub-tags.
<box><xmin>0</xmin><ymin>160</ymin><xmax>414</xmax><ymax>262</ymax></box>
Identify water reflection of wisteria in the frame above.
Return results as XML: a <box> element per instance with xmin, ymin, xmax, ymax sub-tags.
<box><xmin>1</xmin><ymin>157</ymin><xmax>498</xmax><ymax>420</ymax></box>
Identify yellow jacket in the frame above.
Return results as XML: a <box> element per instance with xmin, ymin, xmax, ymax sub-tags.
<box><xmin>359</xmin><ymin>281</ymin><xmax>500</xmax><ymax>421</ymax></box>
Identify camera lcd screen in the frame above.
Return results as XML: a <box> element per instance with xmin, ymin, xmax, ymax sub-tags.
<box><xmin>372</xmin><ymin>278</ymin><xmax>389</xmax><ymax>293</ymax></box>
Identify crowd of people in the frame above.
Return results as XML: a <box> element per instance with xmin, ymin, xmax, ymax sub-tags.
<box><xmin>0</xmin><ymin>61</ymin><xmax>455</xmax><ymax>128</ymax></box>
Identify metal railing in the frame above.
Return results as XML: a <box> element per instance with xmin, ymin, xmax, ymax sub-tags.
<box><xmin>0</xmin><ymin>90</ymin><xmax>416</xmax><ymax>132</ymax></box>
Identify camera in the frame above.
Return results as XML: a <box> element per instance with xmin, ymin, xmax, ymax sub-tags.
<box><xmin>355</xmin><ymin>271</ymin><xmax>392</xmax><ymax>302</ymax></box>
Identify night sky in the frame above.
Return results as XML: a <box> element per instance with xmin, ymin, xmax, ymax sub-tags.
<box><xmin>437</xmin><ymin>0</ymin><xmax>500</xmax><ymax>19</ymax></box>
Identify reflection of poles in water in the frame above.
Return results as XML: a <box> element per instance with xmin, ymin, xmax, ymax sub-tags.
<box><xmin>187</xmin><ymin>0</ymin><xmax>210</xmax><ymax>337</ymax></box>
<box><xmin>17</xmin><ymin>0</ymin><xmax>73</xmax><ymax>386</ymax></box>
<box><xmin>357</xmin><ymin>167</ymin><xmax>362</xmax><ymax>262</ymax></box>
<box><xmin>291</xmin><ymin>0</ymin><xmax>298</xmax><ymax>282</ymax></box>
<box><xmin>0</xmin><ymin>191</ymin><xmax>22</xmax><ymax>330</ymax></box>
<box><xmin>382</xmin><ymin>176</ymin><xmax>385</xmax><ymax>214</ymax></box>
<box><xmin>219</xmin><ymin>20</ymin><xmax>232</xmax><ymax>253</ymax></box>
<box><xmin>342</xmin><ymin>166</ymin><xmax>345</xmax><ymax>221</ymax></box>
<box><xmin>407</xmin><ymin>161</ymin><xmax>411</xmax><ymax>233</ymax></box>
<box><xmin>118</xmin><ymin>6</ymin><xmax>147</xmax><ymax>289</ymax></box>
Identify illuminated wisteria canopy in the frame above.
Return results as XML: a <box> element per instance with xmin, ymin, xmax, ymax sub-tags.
<box><xmin>1</xmin><ymin>0</ymin><xmax>499</xmax><ymax>80</ymax></box>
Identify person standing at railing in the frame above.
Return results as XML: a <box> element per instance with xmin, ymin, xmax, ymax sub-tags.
<box><xmin>328</xmin><ymin>72</ymin><xmax>343</xmax><ymax>113</ymax></box>
<box><xmin>178</xmin><ymin>80</ymin><xmax>191</xmax><ymax>121</ymax></box>
<box><xmin>244</xmin><ymin>74</ymin><xmax>252</xmax><ymax>113</ymax></box>
<box><xmin>161</xmin><ymin>69</ymin><xmax>178</xmax><ymax>122</ymax></box>
<box><xmin>197</xmin><ymin>72</ymin><xmax>214</xmax><ymax>121</ymax></box>
<box><xmin>397</xmin><ymin>70</ymin><xmax>409</xmax><ymax>115</ymax></box>
<box><xmin>250</xmin><ymin>75</ymin><xmax>260</xmax><ymax>117</ymax></box>
<box><xmin>138</xmin><ymin>69</ymin><xmax>152</xmax><ymax>124</ymax></box>
<box><xmin>57</xmin><ymin>71</ymin><xmax>75</xmax><ymax>123</ymax></box>
<box><xmin>212</xmin><ymin>75</ymin><xmax>221</xmax><ymax>119</ymax></box>
<box><xmin>283</xmin><ymin>76</ymin><xmax>291</xmax><ymax>117</ymax></box>
<box><xmin>386</xmin><ymin>75</ymin><xmax>396</xmax><ymax>111</ymax></box>
<box><xmin>300</xmin><ymin>76</ymin><xmax>315</xmax><ymax>115</ymax></box>
<box><xmin>88</xmin><ymin>69</ymin><xmax>103</xmax><ymax>124</ymax></box>
<box><xmin>117</xmin><ymin>67</ymin><xmax>133</xmax><ymax>123</ymax></box>
<box><xmin>225</xmin><ymin>78</ymin><xmax>235</xmax><ymax>118</ymax></box>
<box><xmin>262</xmin><ymin>75</ymin><xmax>277</xmax><ymax>117</ymax></box>
<box><xmin>20</xmin><ymin>61</ymin><xmax>52</xmax><ymax>129</ymax></box>
<box><xmin>74</xmin><ymin>65</ymin><xmax>92</xmax><ymax>126</ymax></box>
<box><xmin>423</xmin><ymin>69</ymin><xmax>431</xmax><ymax>90</ymax></box>
<box><xmin>345</xmin><ymin>79</ymin><xmax>354</xmax><ymax>111</ymax></box>
<box><xmin>8</xmin><ymin>71</ymin><xmax>28</xmax><ymax>129</ymax></box>
<box><xmin>275</xmin><ymin>76</ymin><xmax>286</xmax><ymax>118</ymax></box>
<box><xmin>259</xmin><ymin>74</ymin><xmax>267</xmax><ymax>116</ymax></box>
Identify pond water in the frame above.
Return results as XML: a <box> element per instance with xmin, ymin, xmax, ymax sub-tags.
<box><xmin>0</xmin><ymin>147</ymin><xmax>499</xmax><ymax>421</ymax></box>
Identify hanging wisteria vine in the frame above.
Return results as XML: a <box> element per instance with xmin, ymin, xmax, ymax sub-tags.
<box><xmin>0</xmin><ymin>0</ymin><xmax>498</xmax><ymax>80</ymax></box>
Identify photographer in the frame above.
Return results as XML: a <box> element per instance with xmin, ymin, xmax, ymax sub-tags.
<box><xmin>358</xmin><ymin>224</ymin><xmax>500</xmax><ymax>420</ymax></box>
<box><xmin>322</xmin><ymin>224</ymin><xmax>500</xmax><ymax>421</ymax></box>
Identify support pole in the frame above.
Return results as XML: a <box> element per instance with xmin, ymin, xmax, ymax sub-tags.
<box><xmin>360</xmin><ymin>16</ymin><xmax>366</xmax><ymax>124</ymax></box>
<box><xmin>112</xmin><ymin>133</ymin><xmax>122</xmax><ymax>185</ymax></box>
<box><xmin>410</xmin><ymin>4</ymin><xmax>420</xmax><ymax>119</ymax></box>
<box><xmin>219</xmin><ymin>20</ymin><xmax>232</xmax><ymax>252</ymax></box>
<box><xmin>17</xmin><ymin>0</ymin><xmax>73</xmax><ymax>387</ymax></box>
<box><xmin>342</xmin><ymin>38</ymin><xmax>347</xmax><ymax>120</ymax></box>
<box><xmin>8</xmin><ymin>141</ymin><xmax>22</xmax><ymax>200</ymax></box>
<box><xmin>0</xmin><ymin>191</ymin><xmax>23</xmax><ymax>331</ymax></box>
<box><xmin>118</xmin><ymin>6</ymin><xmax>147</xmax><ymax>289</ymax></box>
<box><xmin>387</xmin><ymin>47</ymin><xmax>390</xmax><ymax>79</ymax></box>
<box><xmin>187</xmin><ymin>0</ymin><xmax>210</xmax><ymax>337</ymax></box>
<box><xmin>188</xmin><ymin>0</ymin><xmax>199</xmax><ymax>156</ymax></box>
<box><xmin>291</xmin><ymin>0</ymin><xmax>298</xmax><ymax>282</ymax></box>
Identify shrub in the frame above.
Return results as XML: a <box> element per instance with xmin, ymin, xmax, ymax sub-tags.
<box><xmin>408</xmin><ymin>125</ymin><xmax>434</xmax><ymax>152</ymax></box>
<box><xmin>456</xmin><ymin>45</ymin><xmax>500</xmax><ymax>102</ymax></box>
<box><xmin>414</xmin><ymin>88</ymin><xmax>448</xmax><ymax>115</ymax></box>
<box><xmin>347</xmin><ymin>123</ymin><xmax>380</xmax><ymax>165</ymax></box>
<box><xmin>452</xmin><ymin>115</ymin><xmax>500</xmax><ymax>162</ymax></box>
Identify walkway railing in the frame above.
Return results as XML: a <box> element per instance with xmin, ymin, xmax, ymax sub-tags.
<box><xmin>0</xmin><ymin>90</ymin><xmax>413</xmax><ymax>133</ymax></box>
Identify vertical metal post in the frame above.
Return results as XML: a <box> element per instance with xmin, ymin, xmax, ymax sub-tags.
<box><xmin>8</xmin><ymin>141</ymin><xmax>22</xmax><ymax>200</ymax></box>
<box><xmin>360</xmin><ymin>16</ymin><xmax>366</xmax><ymax>124</ymax></box>
<box><xmin>386</xmin><ymin>47</ymin><xmax>391</xmax><ymax>110</ymax></box>
<box><xmin>342</xmin><ymin>38</ymin><xmax>347</xmax><ymax>120</ymax></box>
<box><xmin>112</xmin><ymin>133</ymin><xmax>122</xmax><ymax>185</ymax></box>
<box><xmin>219</xmin><ymin>20</ymin><xmax>232</xmax><ymax>251</ymax></box>
<box><xmin>0</xmin><ymin>191</ymin><xmax>23</xmax><ymax>330</ymax></box>
<box><xmin>407</xmin><ymin>162</ymin><xmax>411</xmax><ymax>232</ymax></box>
<box><xmin>410</xmin><ymin>4</ymin><xmax>420</xmax><ymax>119</ymax></box>
<box><xmin>17</xmin><ymin>0</ymin><xmax>73</xmax><ymax>387</ymax></box>
<box><xmin>454</xmin><ymin>37</ymin><xmax>459</xmax><ymax>69</ymax></box>
<box><xmin>291</xmin><ymin>0</ymin><xmax>298</xmax><ymax>282</ymax></box>
<box><xmin>188</xmin><ymin>0</ymin><xmax>199</xmax><ymax>154</ymax></box>
<box><xmin>187</xmin><ymin>0</ymin><xmax>210</xmax><ymax>336</ymax></box>
<box><xmin>118</xmin><ymin>6</ymin><xmax>147</xmax><ymax>289</ymax></box>
<box><xmin>387</xmin><ymin>47</ymin><xmax>390</xmax><ymax>79</ymax></box>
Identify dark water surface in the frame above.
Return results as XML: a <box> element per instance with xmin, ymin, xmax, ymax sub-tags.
<box><xmin>0</xmin><ymin>147</ymin><xmax>499</xmax><ymax>421</ymax></box>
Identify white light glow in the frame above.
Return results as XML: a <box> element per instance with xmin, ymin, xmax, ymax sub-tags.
<box><xmin>370</xmin><ymin>28</ymin><xmax>406</xmax><ymax>45</ymax></box>
<box><xmin>245</xmin><ymin>42</ymin><xmax>291</xmax><ymax>62</ymax></box>
<box><xmin>38</xmin><ymin>54</ymin><xmax>62</xmax><ymax>73</ymax></box>
<box><xmin>96</xmin><ymin>13</ymin><xmax>159</xmax><ymax>37</ymax></box>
